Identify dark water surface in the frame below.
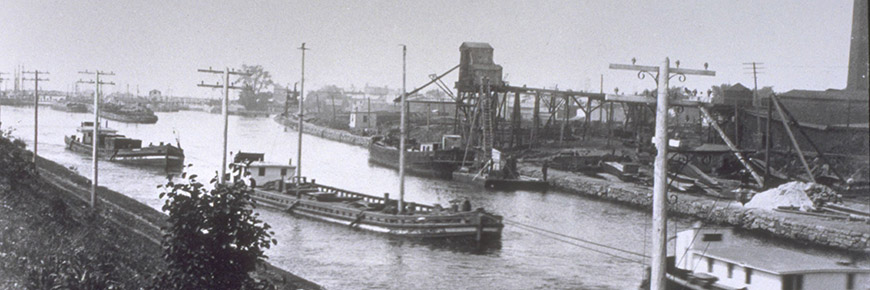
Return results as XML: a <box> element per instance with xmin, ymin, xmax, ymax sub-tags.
<box><xmin>1</xmin><ymin>106</ymin><xmax>858</xmax><ymax>290</ymax></box>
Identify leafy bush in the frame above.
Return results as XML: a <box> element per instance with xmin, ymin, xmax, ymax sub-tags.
<box><xmin>0</xmin><ymin>129</ymin><xmax>37</xmax><ymax>191</ymax></box>
<box><xmin>152</xmin><ymin>169</ymin><xmax>276</xmax><ymax>290</ymax></box>
<box><xmin>0</xmin><ymin>134</ymin><xmax>159</xmax><ymax>289</ymax></box>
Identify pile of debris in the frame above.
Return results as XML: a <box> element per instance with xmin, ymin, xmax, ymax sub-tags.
<box><xmin>745</xmin><ymin>181</ymin><xmax>840</xmax><ymax>211</ymax></box>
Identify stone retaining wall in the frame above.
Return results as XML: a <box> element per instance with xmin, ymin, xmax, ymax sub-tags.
<box><xmin>518</xmin><ymin>163</ymin><xmax>870</xmax><ymax>251</ymax></box>
<box><xmin>275</xmin><ymin>116</ymin><xmax>371</xmax><ymax>148</ymax></box>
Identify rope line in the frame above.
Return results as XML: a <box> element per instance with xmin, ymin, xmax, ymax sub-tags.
<box><xmin>507</xmin><ymin>220</ymin><xmax>644</xmax><ymax>264</ymax></box>
<box><xmin>504</xmin><ymin>219</ymin><xmax>649</xmax><ymax>263</ymax></box>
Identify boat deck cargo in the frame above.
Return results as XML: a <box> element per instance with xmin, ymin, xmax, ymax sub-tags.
<box><xmin>251</xmin><ymin>177</ymin><xmax>503</xmax><ymax>240</ymax></box>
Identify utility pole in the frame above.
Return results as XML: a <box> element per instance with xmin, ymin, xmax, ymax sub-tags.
<box><xmin>297</xmin><ymin>43</ymin><xmax>309</xmax><ymax>187</ymax></box>
<box><xmin>78</xmin><ymin>70</ymin><xmax>115</xmax><ymax>208</ymax></box>
<box><xmin>742</xmin><ymin>62</ymin><xmax>764</xmax><ymax>107</ymax></box>
<box><xmin>610</xmin><ymin>58</ymin><xmax>714</xmax><ymax>290</ymax></box>
<box><xmin>399</xmin><ymin>44</ymin><xmax>407</xmax><ymax>214</ymax></box>
<box><xmin>197</xmin><ymin>67</ymin><xmax>250</xmax><ymax>184</ymax></box>
<box><xmin>743</xmin><ymin>62</ymin><xmax>767</xmax><ymax>179</ymax></box>
<box><xmin>0</xmin><ymin>72</ymin><xmax>7</xmax><ymax>127</ymax></box>
<box><xmin>22</xmin><ymin>70</ymin><xmax>50</xmax><ymax>163</ymax></box>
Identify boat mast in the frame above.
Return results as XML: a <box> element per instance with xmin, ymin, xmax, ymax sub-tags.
<box><xmin>297</xmin><ymin>43</ymin><xmax>308</xmax><ymax>187</ymax></box>
<box><xmin>399</xmin><ymin>44</ymin><xmax>407</xmax><ymax>213</ymax></box>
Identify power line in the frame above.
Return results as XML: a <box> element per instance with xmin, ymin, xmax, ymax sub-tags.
<box><xmin>503</xmin><ymin>218</ymin><xmax>648</xmax><ymax>263</ymax></box>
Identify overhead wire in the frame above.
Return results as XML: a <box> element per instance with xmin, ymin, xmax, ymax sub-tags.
<box><xmin>503</xmin><ymin>218</ymin><xmax>648</xmax><ymax>264</ymax></box>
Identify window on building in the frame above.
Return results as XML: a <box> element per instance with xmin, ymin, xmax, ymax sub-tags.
<box><xmin>363</xmin><ymin>115</ymin><xmax>368</xmax><ymax>123</ymax></box>
<box><xmin>727</xmin><ymin>263</ymin><xmax>734</xmax><ymax>278</ymax></box>
<box><xmin>783</xmin><ymin>274</ymin><xmax>803</xmax><ymax>290</ymax></box>
<box><xmin>702</xmin><ymin>233</ymin><xmax>723</xmax><ymax>242</ymax></box>
<box><xmin>847</xmin><ymin>273</ymin><xmax>855</xmax><ymax>290</ymax></box>
<box><xmin>280</xmin><ymin>168</ymin><xmax>287</xmax><ymax>176</ymax></box>
<box><xmin>745</xmin><ymin>268</ymin><xmax>753</xmax><ymax>284</ymax></box>
<box><xmin>707</xmin><ymin>258</ymin><xmax>713</xmax><ymax>273</ymax></box>
<box><xmin>258</xmin><ymin>167</ymin><xmax>266</xmax><ymax>176</ymax></box>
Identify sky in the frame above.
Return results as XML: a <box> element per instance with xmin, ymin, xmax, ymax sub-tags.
<box><xmin>0</xmin><ymin>0</ymin><xmax>857</xmax><ymax>99</ymax></box>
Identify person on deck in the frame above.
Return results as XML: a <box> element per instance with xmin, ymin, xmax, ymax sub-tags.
<box><xmin>541</xmin><ymin>161</ymin><xmax>549</xmax><ymax>181</ymax></box>
<box><xmin>461</xmin><ymin>198</ymin><xmax>472</xmax><ymax>212</ymax></box>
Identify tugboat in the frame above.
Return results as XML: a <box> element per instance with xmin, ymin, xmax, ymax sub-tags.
<box><xmin>100</xmin><ymin>102</ymin><xmax>159</xmax><ymax>124</ymax></box>
<box><xmin>64</xmin><ymin>121</ymin><xmax>183</xmax><ymax>169</ymax></box>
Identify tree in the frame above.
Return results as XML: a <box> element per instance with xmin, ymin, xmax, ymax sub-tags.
<box><xmin>237</xmin><ymin>64</ymin><xmax>274</xmax><ymax>95</ymax></box>
<box><xmin>238</xmin><ymin>88</ymin><xmax>272</xmax><ymax>111</ymax></box>
<box><xmin>237</xmin><ymin>64</ymin><xmax>274</xmax><ymax>111</ymax></box>
<box><xmin>153</xmin><ymin>169</ymin><xmax>276</xmax><ymax>290</ymax></box>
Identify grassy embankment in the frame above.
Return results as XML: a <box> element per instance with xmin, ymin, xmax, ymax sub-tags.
<box><xmin>0</xmin><ymin>134</ymin><xmax>321</xmax><ymax>289</ymax></box>
<box><xmin>0</xmin><ymin>135</ymin><xmax>163</xmax><ymax>288</ymax></box>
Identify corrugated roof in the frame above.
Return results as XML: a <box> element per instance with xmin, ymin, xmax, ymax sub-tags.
<box><xmin>697</xmin><ymin>246</ymin><xmax>870</xmax><ymax>275</ymax></box>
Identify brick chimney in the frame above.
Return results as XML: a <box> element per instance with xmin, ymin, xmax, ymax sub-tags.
<box><xmin>847</xmin><ymin>0</ymin><xmax>869</xmax><ymax>91</ymax></box>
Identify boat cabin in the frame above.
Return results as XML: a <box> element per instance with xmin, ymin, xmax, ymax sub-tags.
<box><xmin>229</xmin><ymin>152</ymin><xmax>296</xmax><ymax>187</ymax></box>
<box><xmin>74</xmin><ymin>122</ymin><xmax>122</xmax><ymax>148</ymax></box>
<box><xmin>442</xmin><ymin>134</ymin><xmax>462</xmax><ymax>149</ymax></box>
<box><xmin>675</xmin><ymin>225</ymin><xmax>870</xmax><ymax>290</ymax></box>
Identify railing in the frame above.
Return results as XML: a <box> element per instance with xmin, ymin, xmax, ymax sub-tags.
<box><xmin>307</xmin><ymin>182</ymin><xmax>436</xmax><ymax>214</ymax></box>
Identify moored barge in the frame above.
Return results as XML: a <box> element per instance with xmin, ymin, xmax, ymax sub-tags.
<box><xmin>453</xmin><ymin>169</ymin><xmax>549</xmax><ymax>191</ymax></box>
<box><xmin>368</xmin><ymin>135</ymin><xmax>472</xmax><ymax>178</ymax></box>
<box><xmin>100</xmin><ymin>103</ymin><xmax>159</xmax><ymax>124</ymax></box>
<box><xmin>49</xmin><ymin>101</ymin><xmax>88</xmax><ymax>113</ymax></box>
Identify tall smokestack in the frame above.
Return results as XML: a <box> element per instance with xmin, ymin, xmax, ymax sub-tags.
<box><xmin>847</xmin><ymin>0</ymin><xmax>868</xmax><ymax>91</ymax></box>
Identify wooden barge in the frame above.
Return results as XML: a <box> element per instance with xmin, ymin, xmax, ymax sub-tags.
<box><xmin>49</xmin><ymin>101</ymin><xmax>89</xmax><ymax>113</ymax></box>
<box><xmin>64</xmin><ymin>122</ymin><xmax>183</xmax><ymax>169</ymax></box>
<box><xmin>368</xmin><ymin>138</ymin><xmax>472</xmax><ymax>178</ymax></box>
<box><xmin>452</xmin><ymin>170</ymin><xmax>548</xmax><ymax>191</ymax></box>
<box><xmin>251</xmin><ymin>178</ymin><xmax>504</xmax><ymax>240</ymax></box>
<box><xmin>100</xmin><ymin>103</ymin><xmax>159</xmax><ymax>124</ymax></box>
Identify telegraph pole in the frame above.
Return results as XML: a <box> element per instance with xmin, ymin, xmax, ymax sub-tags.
<box><xmin>297</xmin><ymin>43</ymin><xmax>308</xmax><ymax>187</ymax></box>
<box><xmin>78</xmin><ymin>70</ymin><xmax>115</xmax><ymax>208</ymax></box>
<box><xmin>610</xmin><ymin>58</ymin><xmax>714</xmax><ymax>290</ymax></box>
<box><xmin>742</xmin><ymin>62</ymin><xmax>764</xmax><ymax>106</ymax></box>
<box><xmin>399</xmin><ymin>44</ymin><xmax>407</xmax><ymax>213</ymax></box>
<box><xmin>743</xmin><ymin>62</ymin><xmax>767</xmax><ymax>178</ymax></box>
<box><xmin>197</xmin><ymin>67</ymin><xmax>249</xmax><ymax>184</ymax></box>
<box><xmin>22</xmin><ymin>70</ymin><xmax>50</xmax><ymax>163</ymax></box>
<box><xmin>0</xmin><ymin>72</ymin><xmax>7</xmax><ymax>127</ymax></box>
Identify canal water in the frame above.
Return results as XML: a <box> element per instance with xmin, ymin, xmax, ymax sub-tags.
<box><xmin>0</xmin><ymin>105</ymin><xmax>856</xmax><ymax>289</ymax></box>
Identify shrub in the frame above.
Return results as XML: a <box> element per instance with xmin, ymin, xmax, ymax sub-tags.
<box><xmin>152</xmin><ymin>169</ymin><xmax>276</xmax><ymax>290</ymax></box>
<box><xmin>0</xmin><ymin>130</ymin><xmax>37</xmax><ymax>191</ymax></box>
